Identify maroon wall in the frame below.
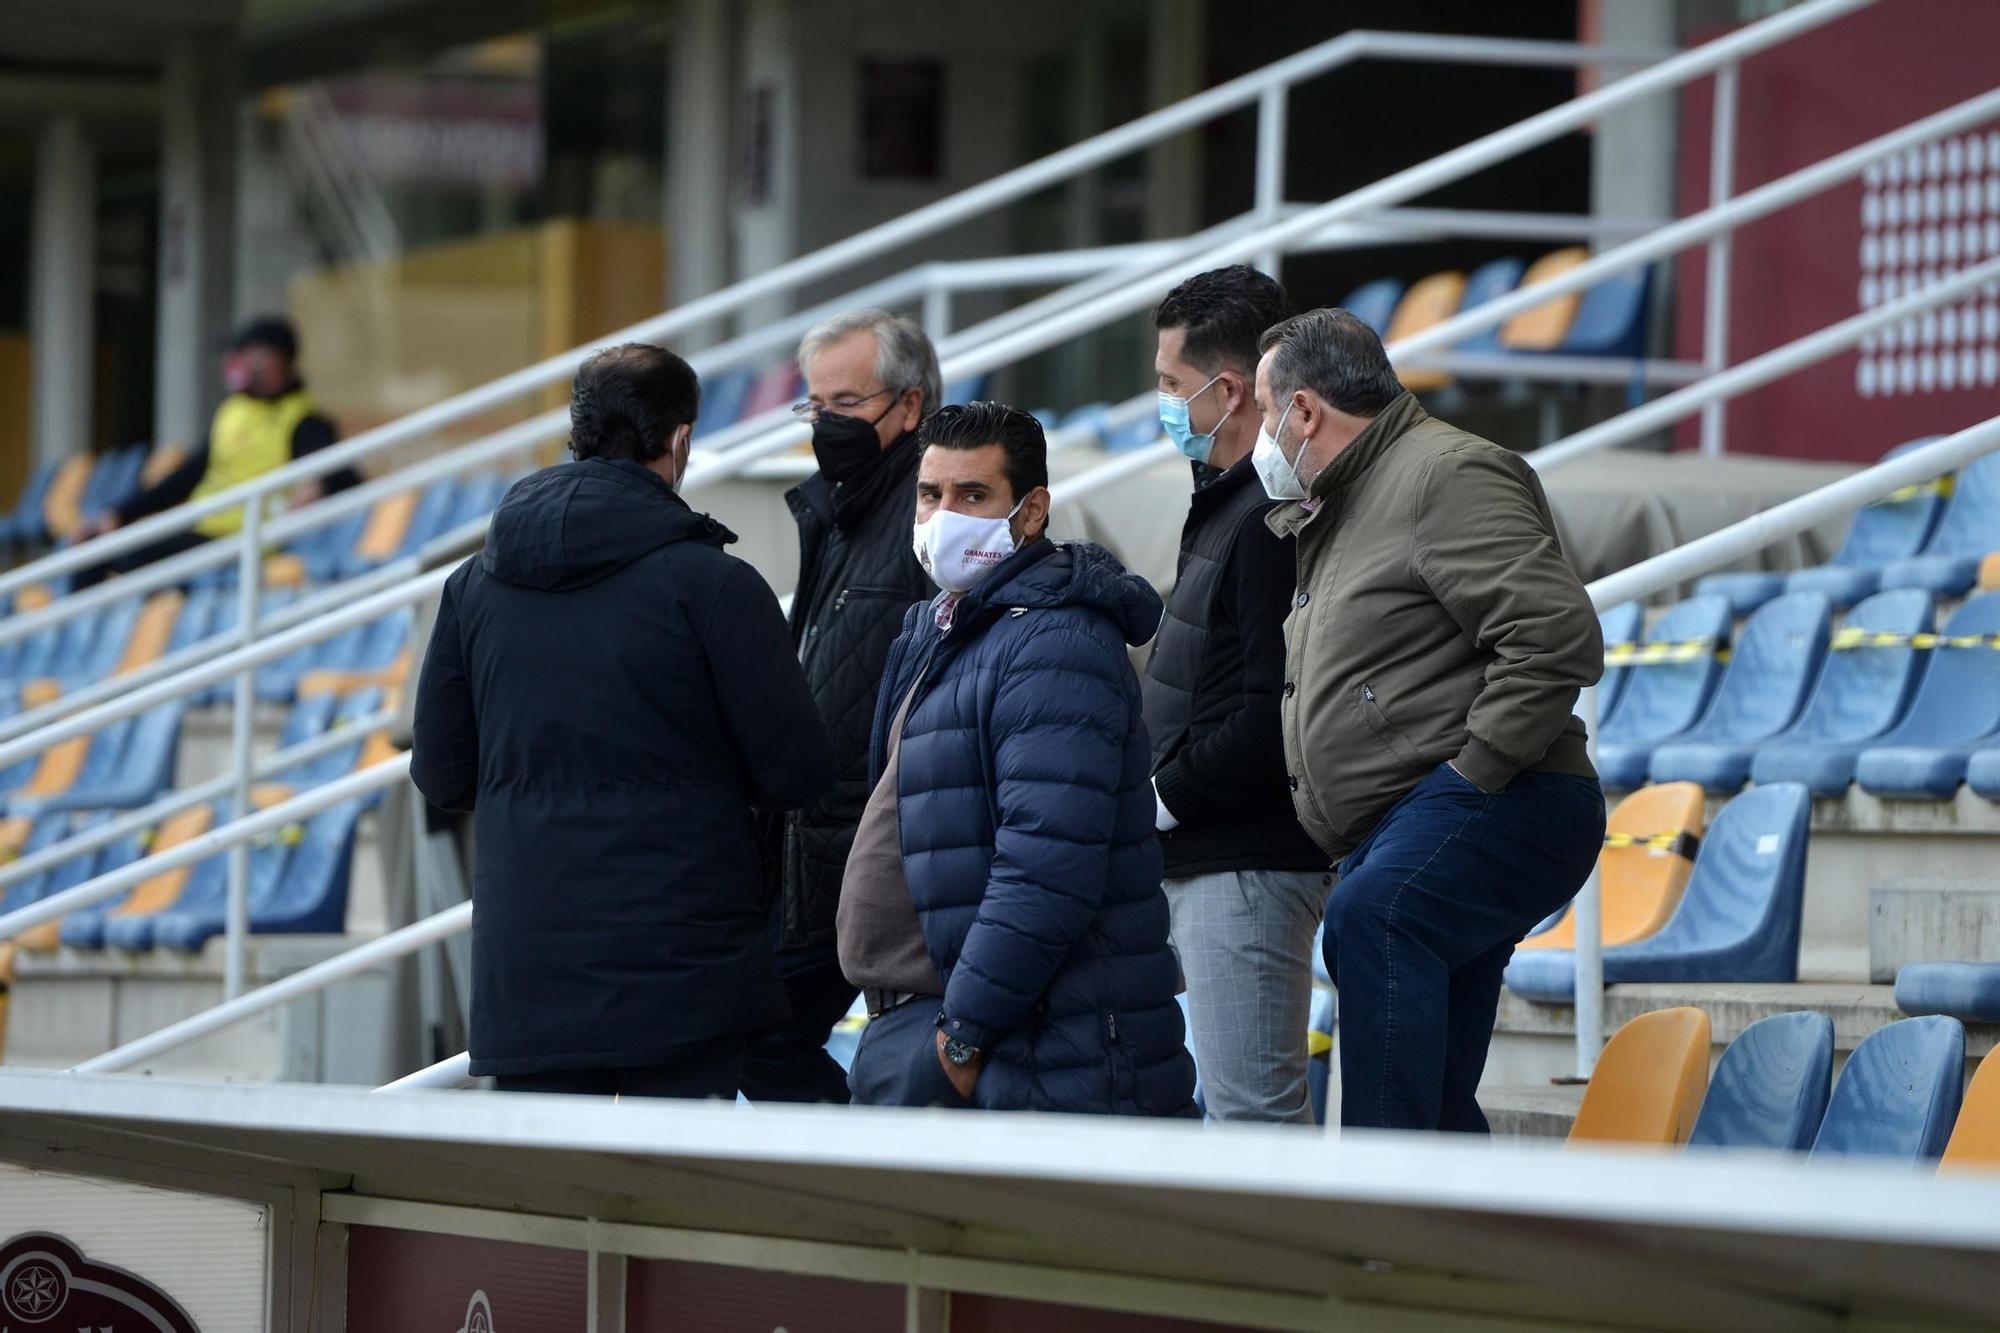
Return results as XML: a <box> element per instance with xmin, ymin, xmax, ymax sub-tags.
<box><xmin>1672</xmin><ymin>0</ymin><xmax>2000</xmax><ymax>461</ymax></box>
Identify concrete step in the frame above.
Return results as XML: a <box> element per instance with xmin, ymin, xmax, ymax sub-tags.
<box><xmin>1870</xmin><ymin>880</ymin><xmax>2000</xmax><ymax>982</ymax></box>
<box><xmin>1483</xmin><ymin>1082</ymin><xmax>1585</xmax><ymax>1141</ymax></box>
<box><xmin>3</xmin><ymin>933</ymin><xmax>411</xmax><ymax>1084</ymax></box>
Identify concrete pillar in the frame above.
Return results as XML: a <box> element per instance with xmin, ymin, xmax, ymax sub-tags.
<box><xmin>1589</xmin><ymin>1</ymin><xmax>1678</xmax><ymax>227</ymax></box>
<box><xmin>667</xmin><ymin>0</ymin><xmax>733</xmax><ymax>348</ymax></box>
<box><xmin>30</xmin><ymin>115</ymin><xmax>96</xmax><ymax>469</ymax></box>
<box><xmin>155</xmin><ymin>36</ymin><xmax>239</xmax><ymax>450</ymax></box>
<box><xmin>1144</xmin><ymin>0</ymin><xmax>1206</xmax><ymax>241</ymax></box>
<box><xmin>732</xmin><ymin>0</ymin><xmax>799</xmax><ymax>334</ymax></box>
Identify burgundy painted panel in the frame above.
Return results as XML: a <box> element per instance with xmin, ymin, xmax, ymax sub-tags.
<box><xmin>626</xmin><ymin>1257</ymin><xmax>915</xmax><ymax>1332</ymax></box>
<box><xmin>344</xmin><ymin>1226</ymin><xmax>587</xmax><ymax>1333</ymax></box>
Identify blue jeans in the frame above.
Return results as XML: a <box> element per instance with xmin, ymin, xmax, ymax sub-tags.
<box><xmin>1323</xmin><ymin>762</ymin><xmax>1604</xmax><ymax>1132</ymax></box>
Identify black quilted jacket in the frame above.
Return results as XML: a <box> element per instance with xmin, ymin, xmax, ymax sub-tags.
<box><xmin>779</xmin><ymin>433</ymin><xmax>934</xmax><ymax>949</ymax></box>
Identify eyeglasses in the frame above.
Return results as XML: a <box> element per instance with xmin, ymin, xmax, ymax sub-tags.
<box><xmin>789</xmin><ymin>387</ymin><xmax>899</xmax><ymax>420</ymax></box>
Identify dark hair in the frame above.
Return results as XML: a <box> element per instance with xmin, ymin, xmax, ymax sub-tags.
<box><xmin>568</xmin><ymin>343</ymin><xmax>701</xmax><ymax>463</ymax></box>
<box><xmin>917</xmin><ymin>401</ymin><xmax>1049</xmax><ymax>500</ymax></box>
<box><xmin>228</xmin><ymin>315</ymin><xmax>299</xmax><ymax>362</ymax></box>
<box><xmin>1258</xmin><ymin>308</ymin><xmax>1405</xmax><ymax>418</ymax></box>
<box><xmin>1152</xmin><ymin>265</ymin><xmax>1291</xmax><ymax>376</ymax></box>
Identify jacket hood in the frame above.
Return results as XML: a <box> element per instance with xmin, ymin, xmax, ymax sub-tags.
<box><xmin>972</xmin><ymin>539</ymin><xmax>1163</xmax><ymax>647</ymax></box>
<box><xmin>481</xmin><ymin>458</ymin><xmax>733</xmax><ymax>591</ymax></box>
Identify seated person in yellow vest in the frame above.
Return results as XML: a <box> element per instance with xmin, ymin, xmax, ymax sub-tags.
<box><xmin>77</xmin><ymin>317</ymin><xmax>358</xmax><ymax>582</ymax></box>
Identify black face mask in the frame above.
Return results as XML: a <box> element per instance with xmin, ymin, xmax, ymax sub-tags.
<box><xmin>810</xmin><ymin>405</ymin><xmax>893</xmax><ymax>484</ymax></box>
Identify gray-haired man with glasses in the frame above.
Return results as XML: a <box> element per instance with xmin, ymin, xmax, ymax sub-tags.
<box><xmin>740</xmin><ymin>309</ymin><xmax>943</xmax><ymax>1105</ymax></box>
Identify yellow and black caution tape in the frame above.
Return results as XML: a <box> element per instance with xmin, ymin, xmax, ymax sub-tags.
<box><xmin>1604</xmin><ymin>829</ymin><xmax>1701</xmax><ymax>860</ymax></box>
<box><xmin>1877</xmin><ymin>475</ymin><xmax>1954</xmax><ymax>504</ymax></box>
<box><xmin>1604</xmin><ymin>637</ymin><xmax>1730</xmax><ymax>667</ymax></box>
<box><xmin>251</xmin><ymin>823</ymin><xmax>308</xmax><ymax>850</ymax></box>
<box><xmin>1830</xmin><ymin>628</ymin><xmax>2000</xmax><ymax>652</ymax></box>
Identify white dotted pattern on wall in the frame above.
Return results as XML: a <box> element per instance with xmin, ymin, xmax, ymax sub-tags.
<box><xmin>1855</xmin><ymin>129</ymin><xmax>2000</xmax><ymax>399</ymax></box>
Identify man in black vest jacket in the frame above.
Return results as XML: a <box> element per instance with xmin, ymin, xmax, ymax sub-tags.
<box><xmin>1143</xmin><ymin>267</ymin><xmax>1332</xmax><ymax>1123</ymax></box>
<box><xmin>740</xmin><ymin>310</ymin><xmax>942</xmax><ymax>1103</ymax></box>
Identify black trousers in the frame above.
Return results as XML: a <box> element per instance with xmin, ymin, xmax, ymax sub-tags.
<box><xmin>846</xmin><ymin>997</ymin><xmax>966</xmax><ymax>1109</ymax></box>
<box><xmin>73</xmin><ymin>531</ymin><xmax>210</xmax><ymax>590</ymax></box>
<box><xmin>492</xmin><ymin>1031</ymin><xmax>746</xmax><ymax>1100</ymax></box>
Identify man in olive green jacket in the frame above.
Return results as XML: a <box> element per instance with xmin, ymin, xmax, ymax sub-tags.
<box><xmin>1252</xmin><ymin>307</ymin><xmax>1605</xmax><ymax>1133</ymax></box>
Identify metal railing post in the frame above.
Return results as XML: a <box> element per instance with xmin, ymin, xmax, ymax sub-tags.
<box><xmin>1700</xmin><ymin>62</ymin><xmax>1740</xmax><ymax>457</ymax></box>
<box><xmin>1254</xmin><ymin>84</ymin><xmax>1290</xmax><ymax>276</ymax></box>
<box><xmin>922</xmin><ymin>276</ymin><xmax>953</xmax><ymax>344</ymax></box>
<box><xmin>1572</xmin><ymin>684</ymin><xmax>1603</xmax><ymax>1078</ymax></box>
<box><xmin>225</xmin><ymin>504</ymin><xmax>262</xmax><ymax>999</ymax></box>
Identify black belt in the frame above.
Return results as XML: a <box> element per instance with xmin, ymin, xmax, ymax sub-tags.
<box><xmin>865</xmin><ymin>988</ymin><xmax>930</xmax><ymax>1018</ymax></box>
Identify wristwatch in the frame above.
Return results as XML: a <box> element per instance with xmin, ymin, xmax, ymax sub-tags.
<box><xmin>939</xmin><ymin>1015</ymin><xmax>983</xmax><ymax>1067</ymax></box>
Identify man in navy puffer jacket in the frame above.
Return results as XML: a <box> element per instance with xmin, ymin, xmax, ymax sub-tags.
<box><xmin>838</xmin><ymin>401</ymin><xmax>1195</xmax><ymax>1116</ymax></box>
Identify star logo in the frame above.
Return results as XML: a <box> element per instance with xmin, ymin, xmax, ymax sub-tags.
<box><xmin>8</xmin><ymin>1259</ymin><xmax>61</xmax><ymax>1315</ymax></box>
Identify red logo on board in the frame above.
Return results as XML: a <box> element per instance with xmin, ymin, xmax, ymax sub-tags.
<box><xmin>0</xmin><ymin>1232</ymin><xmax>200</xmax><ymax>1331</ymax></box>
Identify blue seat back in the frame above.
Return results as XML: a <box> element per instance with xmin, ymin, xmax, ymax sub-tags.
<box><xmin>398</xmin><ymin>480</ymin><xmax>463</xmax><ymax>556</ymax></box>
<box><xmin>1339</xmin><ymin>278</ymin><xmax>1405</xmax><ymax>338</ymax></box>
<box><xmin>6</xmin><ymin>460</ymin><xmax>62</xmax><ymax>540</ymax></box>
<box><xmin>692</xmin><ymin>368</ymin><xmax>755</xmax><ymax>439</ymax></box>
<box><xmin>1457</xmin><ymin>258</ymin><xmax>1525</xmax><ymax>354</ymax></box>
<box><xmin>941</xmin><ymin>375</ymin><xmax>989</xmax><ymax>406</ymax></box>
<box><xmin>449</xmin><ymin>474</ymin><xmax>508</xmax><ymax>531</ymax></box>
<box><xmin>1557</xmin><ymin>267</ymin><xmax>1651</xmax><ymax>358</ymax></box>
<box><xmin>279</xmin><ymin>691</ymin><xmax>341</xmax><ymax>752</ymax></box>
<box><xmin>115</xmin><ymin>703</ymin><xmax>187</xmax><ymax>803</ymax></box>
<box><xmin>1918</xmin><ymin>449</ymin><xmax>2000</xmax><ymax>560</ymax></box>
<box><xmin>1687</xmin><ymin>1011</ymin><xmax>1833</xmax><ymax>1151</ymax></box>
<box><xmin>1876</xmin><ymin>593</ymin><xmax>2000</xmax><ymax>747</ymax></box>
<box><xmin>1621</xmin><ymin>782</ymin><xmax>1811</xmax><ymax>982</ymax></box>
<box><xmin>255</xmin><ymin>798</ymin><xmax>362</xmax><ymax>934</ymax></box>
<box><xmin>1107</xmin><ymin>416</ymin><xmax>1164</xmax><ymax>452</ymax></box>
<box><xmin>1685</xmin><ymin>593</ymin><xmax>1830</xmax><ymax>744</ymax></box>
<box><xmin>70</xmin><ymin>717</ymin><xmax>136</xmax><ymax>793</ymax></box>
<box><xmin>167</xmin><ymin>587</ymin><xmax>220</xmax><ymax>656</ymax></box>
<box><xmin>75</xmin><ymin>596</ymin><xmax>145</xmax><ymax>684</ymax></box>
<box><xmin>1811</xmin><ymin>1015</ymin><xmax>1965</xmax><ymax>1162</ymax></box>
<box><xmin>360</xmin><ymin>611</ymin><xmax>411</xmax><ymax>668</ymax></box>
<box><xmin>1826</xmin><ymin>438</ymin><xmax>1948</xmax><ymax>567</ymax></box>
<box><xmin>0</xmin><ymin>817</ymin><xmax>70</xmax><ymax>912</ymax></box>
<box><xmin>1600</xmin><ymin>595</ymin><xmax>1734</xmax><ymax>746</ymax></box>
<box><xmin>1784</xmin><ymin>589</ymin><xmax>1932</xmax><ymax>744</ymax></box>
<box><xmin>1597</xmin><ymin>601</ymin><xmax>1644</xmax><ymax>726</ymax></box>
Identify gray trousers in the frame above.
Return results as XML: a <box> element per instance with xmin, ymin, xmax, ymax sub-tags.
<box><xmin>1167</xmin><ymin>867</ymin><xmax>1331</xmax><ymax>1124</ymax></box>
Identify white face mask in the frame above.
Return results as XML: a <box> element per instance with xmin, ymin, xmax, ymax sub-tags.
<box><xmin>912</xmin><ymin>498</ymin><xmax>1025</xmax><ymax>593</ymax></box>
<box><xmin>1252</xmin><ymin>400</ymin><xmax>1309</xmax><ymax>501</ymax></box>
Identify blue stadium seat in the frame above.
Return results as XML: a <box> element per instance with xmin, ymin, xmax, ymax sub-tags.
<box><xmin>1876</xmin><ymin>451</ymin><xmax>2000</xmax><ymax>597</ymax></box>
<box><xmin>1646</xmin><ymin>592</ymin><xmax>1833</xmax><ymax>792</ymax></box>
<box><xmin>8</xmin><ymin>718</ymin><xmax>132</xmax><ymax>818</ymax></box>
<box><xmin>1106</xmin><ymin>416</ymin><xmax>1163</xmax><ymax>452</ymax></box>
<box><xmin>58</xmin><ymin>825</ymin><xmax>150</xmax><ymax>950</ymax></box>
<box><xmin>299</xmin><ymin>506</ymin><xmax>373</xmax><ymax>582</ymax></box>
<box><xmin>105</xmin><ymin>803</ymin><xmax>292</xmax><ymax>953</ymax></box>
<box><xmin>1785</xmin><ymin>439</ymin><xmax>1947</xmax><ymax>606</ymax></box>
<box><xmin>1</xmin><ymin>460</ymin><xmax>62</xmax><ymax>550</ymax></box>
<box><xmin>79</xmin><ymin>445</ymin><xmax>143</xmax><ymax>519</ymax></box>
<box><xmin>1338</xmin><ymin>278</ymin><xmax>1405</xmax><ymax>338</ymax></box>
<box><xmin>1307</xmin><ymin>986</ymin><xmax>1336</xmax><ymax>1127</ymax></box>
<box><xmin>66</xmin><ymin>595</ymin><xmax>145</xmax><ymax>689</ymax></box>
<box><xmin>1556</xmin><ymin>267</ymin><xmax>1651</xmax><ymax>360</ymax></box>
<box><xmin>1810</xmin><ymin>1015</ymin><xmax>1965</xmax><ymax>1163</ymax></box>
<box><xmin>21</xmin><ymin>703</ymin><xmax>185</xmax><ymax>816</ymax></box>
<box><xmin>1055</xmin><ymin>401</ymin><xmax>1112</xmax><ymax>447</ymax></box>
<box><xmin>1686</xmin><ymin>1011</ymin><xmax>1833</xmax><ymax>1152</ymax></box>
<box><xmin>0</xmin><ymin>817</ymin><xmax>71</xmax><ymax>915</ymax></box>
<box><xmin>1852</xmin><ymin>592</ymin><xmax>2000</xmax><ymax>798</ymax></box>
<box><xmin>447</xmin><ymin>473</ymin><xmax>508</xmax><ymax>531</ymax></box>
<box><xmin>155</xmin><ymin>797</ymin><xmax>361</xmax><ymax>949</ymax></box>
<box><xmin>1747</xmin><ymin>589</ymin><xmax>1936</xmax><ymax>795</ymax></box>
<box><xmin>1597</xmin><ymin>601</ymin><xmax>1644</xmax><ymax>728</ymax></box>
<box><xmin>1895</xmin><ymin>962</ymin><xmax>2000</xmax><ymax>1024</ymax></box>
<box><xmin>1505</xmin><ymin>783</ymin><xmax>1810</xmax><ymax>1002</ymax></box>
<box><xmin>1455</xmin><ymin>258</ymin><xmax>1525</xmax><ymax>354</ymax></box>
<box><xmin>941</xmin><ymin>375</ymin><xmax>989</xmax><ymax>406</ymax></box>
<box><xmin>1594</xmin><ymin>595</ymin><xmax>1734</xmax><ymax>790</ymax></box>
<box><xmin>1968</xmin><ymin>747</ymin><xmax>2000</xmax><ymax>799</ymax></box>
<box><xmin>1693</xmin><ymin>570</ymin><xmax>1788</xmax><ymax>617</ymax></box>
<box><xmin>692</xmin><ymin>367</ymin><xmax>756</xmax><ymax>439</ymax></box>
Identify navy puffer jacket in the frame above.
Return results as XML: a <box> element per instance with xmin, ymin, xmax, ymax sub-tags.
<box><xmin>872</xmin><ymin>538</ymin><xmax>1195</xmax><ymax>1115</ymax></box>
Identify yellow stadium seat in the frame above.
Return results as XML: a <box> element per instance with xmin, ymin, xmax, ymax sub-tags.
<box><xmin>1499</xmin><ymin>247</ymin><xmax>1590</xmax><ymax>350</ymax></box>
<box><xmin>41</xmin><ymin>455</ymin><xmax>95</xmax><ymax>543</ymax></box>
<box><xmin>1384</xmin><ymin>271</ymin><xmax>1467</xmax><ymax>392</ymax></box>
<box><xmin>139</xmin><ymin>442</ymin><xmax>188</xmax><ymax>488</ymax></box>
<box><xmin>1567</xmin><ymin>1006</ymin><xmax>1712</xmax><ymax>1147</ymax></box>
<box><xmin>297</xmin><ymin>652</ymin><xmax>410</xmax><ymax>702</ymax></box>
<box><xmin>1979</xmin><ymin>552</ymin><xmax>2000</xmax><ymax>593</ymax></box>
<box><xmin>15</xmin><ymin>585</ymin><xmax>53</xmax><ymax>612</ymax></box>
<box><xmin>352</xmin><ymin>492</ymin><xmax>421</xmax><ymax>565</ymax></box>
<box><xmin>19</xmin><ymin>680</ymin><xmax>61</xmax><ymax>710</ymax></box>
<box><xmin>264</xmin><ymin>553</ymin><xmax>309</xmax><ymax>588</ymax></box>
<box><xmin>115</xmin><ymin>591</ymin><xmax>185</xmax><ymax>675</ymax></box>
<box><xmin>1519</xmin><ymin>782</ymin><xmax>1705</xmax><ymax>952</ymax></box>
<box><xmin>1941</xmin><ymin>1054</ymin><xmax>2000</xmax><ymax>1171</ymax></box>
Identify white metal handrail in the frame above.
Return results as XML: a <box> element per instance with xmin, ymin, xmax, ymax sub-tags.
<box><xmin>0</xmin><ymin>707</ymin><xmax>394</xmax><ymax>893</ymax></box>
<box><xmin>0</xmin><ymin>29</ymin><xmax>1676</xmax><ymax>603</ymax></box>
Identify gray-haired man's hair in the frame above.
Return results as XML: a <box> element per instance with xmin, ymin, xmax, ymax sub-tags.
<box><xmin>796</xmin><ymin>309</ymin><xmax>943</xmax><ymax>417</ymax></box>
<box><xmin>1258</xmin><ymin>308</ymin><xmax>1405</xmax><ymax>419</ymax></box>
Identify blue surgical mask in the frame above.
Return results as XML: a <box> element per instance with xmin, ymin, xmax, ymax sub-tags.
<box><xmin>1157</xmin><ymin>374</ymin><xmax>1228</xmax><ymax>464</ymax></box>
